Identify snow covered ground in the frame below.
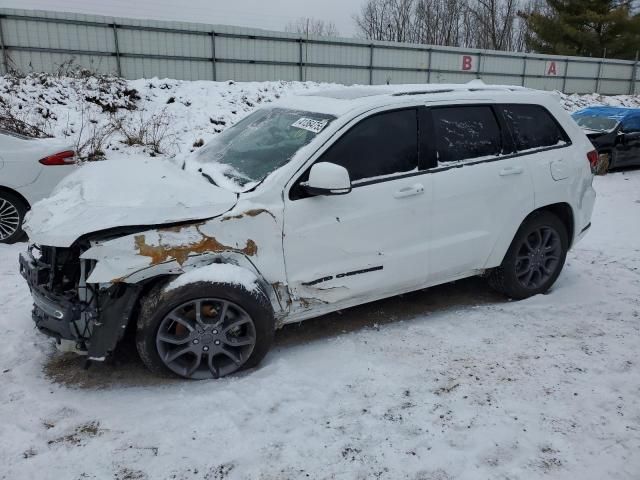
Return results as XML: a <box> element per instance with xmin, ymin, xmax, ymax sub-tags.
<box><xmin>1</xmin><ymin>168</ymin><xmax>639</xmax><ymax>478</ymax></box>
<box><xmin>2</xmin><ymin>76</ymin><xmax>640</xmax><ymax>478</ymax></box>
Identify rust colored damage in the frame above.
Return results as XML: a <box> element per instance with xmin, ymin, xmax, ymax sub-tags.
<box><xmin>134</xmin><ymin>232</ymin><xmax>258</xmax><ymax>266</ymax></box>
<box><xmin>221</xmin><ymin>208</ymin><xmax>276</xmax><ymax>222</ymax></box>
<box><xmin>298</xmin><ymin>296</ymin><xmax>329</xmax><ymax>309</ymax></box>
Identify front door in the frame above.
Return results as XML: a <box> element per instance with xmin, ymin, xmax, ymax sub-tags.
<box><xmin>283</xmin><ymin>108</ymin><xmax>432</xmax><ymax>314</ymax></box>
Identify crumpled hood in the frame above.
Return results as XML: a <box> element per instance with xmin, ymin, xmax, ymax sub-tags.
<box><xmin>24</xmin><ymin>157</ymin><xmax>238</xmax><ymax>247</ymax></box>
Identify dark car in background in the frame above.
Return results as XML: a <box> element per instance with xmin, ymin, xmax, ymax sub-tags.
<box><xmin>572</xmin><ymin>106</ymin><xmax>640</xmax><ymax>174</ymax></box>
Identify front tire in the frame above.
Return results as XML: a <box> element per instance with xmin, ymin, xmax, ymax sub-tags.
<box><xmin>489</xmin><ymin>212</ymin><xmax>568</xmax><ymax>300</ymax></box>
<box><xmin>0</xmin><ymin>191</ymin><xmax>27</xmax><ymax>244</ymax></box>
<box><xmin>136</xmin><ymin>281</ymin><xmax>274</xmax><ymax>379</ymax></box>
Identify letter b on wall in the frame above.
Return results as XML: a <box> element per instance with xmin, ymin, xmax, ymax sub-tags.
<box><xmin>461</xmin><ymin>55</ymin><xmax>474</xmax><ymax>71</ymax></box>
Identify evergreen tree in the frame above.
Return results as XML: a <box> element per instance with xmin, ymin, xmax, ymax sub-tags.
<box><xmin>523</xmin><ymin>0</ymin><xmax>640</xmax><ymax>59</ymax></box>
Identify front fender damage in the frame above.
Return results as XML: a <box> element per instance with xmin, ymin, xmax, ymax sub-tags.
<box><xmin>81</xmin><ymin>222</ymin><xmax>259</xmax><ymax>284</ymax></box>
<box><xmin>76</xmin><ymin>204</ymin><xmax>291</xmax><ymax>361</ymax></box>
<box><xmin>88</xmin><ymin>283</ymin><xmax>142</xmax><ymax>361</ymax></box>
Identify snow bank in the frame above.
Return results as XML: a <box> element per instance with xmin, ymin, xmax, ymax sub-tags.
<box><xmin>2</xmin><ymin>72</ymin><xmax>639</xmax><ymax>165</ymax></box>
<box><xmin>0</xmin><ymin>74</ymin><xmax>337</xmax><ymax>162</ymax></box>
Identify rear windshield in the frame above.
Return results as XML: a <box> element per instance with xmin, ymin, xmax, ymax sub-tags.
<box><xmin>572</xmin><ymin>114</ymin><xmax>619</xmax><ymax>132</ymax></box>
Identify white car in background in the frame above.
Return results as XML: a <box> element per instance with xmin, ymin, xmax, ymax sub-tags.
<box><xmin>0</xmin><ymin>130</ymin><xmax>77</xmax><ymax>243</ymax></box>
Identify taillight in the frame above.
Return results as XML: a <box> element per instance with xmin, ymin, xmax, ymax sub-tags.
<box><xmin>39</xmin><ymin>150</ymin><xmax>76</xmax><ymax>166</ymax></box>
<box><xmin>586</xmin><ymin>150</ymin><xmax>598</xmax><ymax>172</ymax></box>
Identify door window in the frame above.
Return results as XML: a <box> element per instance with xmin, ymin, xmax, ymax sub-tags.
<box><xmin>431</xmin><ymin>106</ymin><xmax>502</xmax><ymax>165</ymax></box>
<box><xmin>621</xmin><ymin>115</ymin><xmax>640</xmax><ymax>133</ymax></box>
<box><xmin>500</xmin><ymin>104</ymin><xmax>569</xmax><ymax>151</ymax></box>
<box><xmin>318</xmin><ymin>109</ymin><xmax>418</xmax><ymax>182</ymax></box>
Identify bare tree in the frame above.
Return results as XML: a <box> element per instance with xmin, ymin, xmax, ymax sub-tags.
<box><xmin>468</xmin><ymin>0</ymin><xmax>520</xmax><ymax>50</ymax></box>
<box><xmin>412</xmin><ymin>0</ymin><xmax>467</xmax><ymax>46</ymax></box>
<box><xmin>285</xmin><ymin>18</ymin><xmax>339</xmax><ymax>37</ymax></box>
<box><xmin>354</xmin><ymin>0</ymin><xmax>537</xmax><ymax>51</ymax></box>
<box><xmin>353</xmin><ymin>0</ymin><xmax>389</xmax><ymax>40</ymax></box>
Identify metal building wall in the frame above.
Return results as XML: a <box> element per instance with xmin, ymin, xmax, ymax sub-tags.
<box><xmin>0</xmin><ymin>8</ymin><xmax>638</xmax><ymax>95</ymax></box>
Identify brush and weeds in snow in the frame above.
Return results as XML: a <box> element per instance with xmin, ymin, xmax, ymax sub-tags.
<box><xmin>0</xmin><ymin>97</ymin><xmax>51</xmax><ymax>138</ymax></box>
<box><xmin>111</xmin><ymin>108</ymin><xmax>177</xmax><ymax>156</ymax></box>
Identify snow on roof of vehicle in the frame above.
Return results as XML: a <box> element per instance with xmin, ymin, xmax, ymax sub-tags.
<box><xmin>572</xmin><ymin>106</ymin><xmax>640</xmax><ymax>121</ymax></box>
<box><xmin>275</xmin><ymin>81</ymin><xmax>548</xmax><ymax>117</ymax></box>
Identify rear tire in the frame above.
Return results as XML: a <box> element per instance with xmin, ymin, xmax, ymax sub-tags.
<box><xmin>136</xmin><ymin>281</ymin><xmax>274</xmax><ymax>380</ymax></box>
<box><xmin>0</xmin><ymin>191</ymin><xmax>27</xmax><ymax>244</ymax></box>
<box><xmin>488</xmin><ymin>212</ymin><xmax>568</xmax><ymax>300</ymax></box>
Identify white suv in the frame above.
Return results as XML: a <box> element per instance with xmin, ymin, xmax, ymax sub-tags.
<box><xmin>20</xmin><ymin>84</ymin><xmax>597</xmax><ymax>379</ymax></box>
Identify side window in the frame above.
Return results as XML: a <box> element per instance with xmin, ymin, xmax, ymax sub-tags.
<box><xmin>431</xmin><ymin>106</ymin><xmax>502</xmax><ymax>164</ymax></box>
<box><xmin>622</xmin><ymin>115</ymin><xmax>640</xmax><ymax>133</ymax></box>
<box><xmin>500</xmin><ymin>104</ymin><xmax>569</xmax><ymax>151</ymax></box>
<box><xmin>318</xmin><ymin>109</ymin><xmax>418</xmax><ymax>182</ymax></box>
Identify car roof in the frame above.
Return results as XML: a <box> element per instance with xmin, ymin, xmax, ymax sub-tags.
<box><xmin>572</xmin><ymin>106</ymin><xmax>640</xmax><ymax>121</ymax></box>
<box><xmin>274</xmin><ymin>81</ymin><xmax>559</xmax><ymax>117</ymax></box>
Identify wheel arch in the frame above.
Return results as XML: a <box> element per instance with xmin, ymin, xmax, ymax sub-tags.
<box><xmin>0</xmin><ymin>186</ymin><xmax>30</xmax><ymax>210</ymax></box>
<box><xmin>93</xmin><ymin>256</ymin><xmax>285</xmax><ymax>353</ymax></box>
<box><xmin>485</xmin><ymin>202</ymin><xmax>575</xmax><ymax>269</ymax></box>
<box><xmin>533</xmin><ymin>202</ymin><xmax>574</xmax><ymax>248</ymax></box>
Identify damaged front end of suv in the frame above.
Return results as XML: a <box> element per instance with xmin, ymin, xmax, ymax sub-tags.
<box><xmin>18</xmin><ymin>105</ymin><xmax>334</xmax><ymax>377</ymax></box>
<box><xmin>18</xmin><ymin>158</ymin><xmax>290</xmax><ymax>367</ymax></box>
<box><xmin>20</xmin><ymin>240</ymin><xmax>143</xmax><ymax>360</ymax></box>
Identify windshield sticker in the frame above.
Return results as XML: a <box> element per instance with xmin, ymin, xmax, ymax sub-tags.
<box><xmin>291</xmin><ymin>118</ymin><xmax>328</xmax><ymax>134</ymax></box>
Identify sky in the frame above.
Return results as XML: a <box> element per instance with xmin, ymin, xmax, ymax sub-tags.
<box><xmin>2</xmin><ymin>0</ymin><xmax>364</xmax><ymax>37</ymax></box>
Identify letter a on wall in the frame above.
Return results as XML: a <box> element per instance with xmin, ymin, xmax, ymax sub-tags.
<box><xmin>545</xmin><ymin>61</ymin><xmax>558</xmax><ymax>76</ymax></box>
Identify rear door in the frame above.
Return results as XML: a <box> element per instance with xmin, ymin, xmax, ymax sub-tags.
<box><xmin>498</xmin><ymin>104</ymin><xmax>574</xmax><ymax>205</ymax></box>
<box><xmin>427</xmin><ymin>104</ymin><xmax>534</xmax><ymax>281</ymax></box>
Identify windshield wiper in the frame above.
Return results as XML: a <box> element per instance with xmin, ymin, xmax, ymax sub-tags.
<box><xmin>198</xmin><ymin>168</ymin><xmax>218</xmax><ymax>187</ymax></box>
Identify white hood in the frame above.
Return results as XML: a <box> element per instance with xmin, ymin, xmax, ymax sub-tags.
<box><xmin>24</xmin><ymin>157</ymin><xmax>238</xmax><ymax>247</ymax></box>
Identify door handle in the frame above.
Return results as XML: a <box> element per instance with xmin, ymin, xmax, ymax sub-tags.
<box><xmin>393</xmin><ymin>183</ymin><xmax>424</xmax><ymax>199</ymax></box>
<box><xmin>499</xmin><ymin>166</ymin><xmax>524</xmax><ymax>176</ymax></box>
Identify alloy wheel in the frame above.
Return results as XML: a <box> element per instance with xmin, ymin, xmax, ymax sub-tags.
<box><xmin>0</xmin><ymin>198</ymin><xmax>20</xmax><ymax>241</ymax></box>
<box><xmin>514</xmin><ymin>226</ymin><xmax>562</xmax><ymax>290</ymax></box>
<box><xmin>155</xmin><ymin>298</ymin><xmax>257</xmax><ymax>379</ymax></box>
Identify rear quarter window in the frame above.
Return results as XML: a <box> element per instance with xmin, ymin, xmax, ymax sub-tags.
<box><xmin>622</xmin><ymin>114</ymin><xmax>640</xmax><ymax>133</ymax></box>
<box><xmin>500</xmin><ymin>104</ymin><xmax>569</xmax><ymax>151</ymax></box>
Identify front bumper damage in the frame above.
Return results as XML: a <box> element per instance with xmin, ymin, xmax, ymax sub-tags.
<box><xmin>19</xmin><ymin>247</ymin><xmax>142</xmax><ymax>361</ymax></box>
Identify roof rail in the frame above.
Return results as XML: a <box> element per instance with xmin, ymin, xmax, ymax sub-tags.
<box><xmin>391</xmin><ymin>84</ymin><xmax>524</xmax><ymax>97</ymax></box>
<box><xmin>392</xmin><ymin>89</ymin><xmax>454</xmax><ymax>96</ymax></box>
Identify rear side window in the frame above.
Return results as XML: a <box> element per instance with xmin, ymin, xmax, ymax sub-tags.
<box><xmin>432</xmin><ymin>106</ymin><xmax>502</xmax><ymax>164</ymax></box>
<box><xmin>319</xmin><ymin>109</ymin><xmax>418</xmax><ymax>182</ymax></box>
<box><xmin>622</xmin><ymin>115</ymin><xmax>640</xmax><ymax>133</ymax></box>
<box><xmin>500</xmin><ymin>104</ymin><xmax>568</xmax><ymax>151</ymax></box>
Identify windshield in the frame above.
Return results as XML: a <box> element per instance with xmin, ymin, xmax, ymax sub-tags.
<box><xmin>189</xmin><ymin>108</ymin><xmax>335</xmax><ymax>192</ymax></box>
<box><xmin>572</xmin><ymin>114</ymin><xmax>619</xmax><ymax>132</ymax></box>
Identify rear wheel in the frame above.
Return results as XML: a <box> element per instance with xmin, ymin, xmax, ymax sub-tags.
<box><xmin>136</xmin><ymin>281</ymin><xmax>274</xmax><ymax>380</ymax></box>
<box><xmin>489</xmin><ymin>212</ymin><xmax>568</xmax><ymax>299</ymax></box>
<box><xmin>0</xmin><ymin>191</ymin><xmax>27</xmax><ymax>244</ymax></box>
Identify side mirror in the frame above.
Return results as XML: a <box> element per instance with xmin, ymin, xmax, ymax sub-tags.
<box><xmin>302</xmin><ymin>162</ymin><xmax>352</xmax><ymax>196</ymax></box>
